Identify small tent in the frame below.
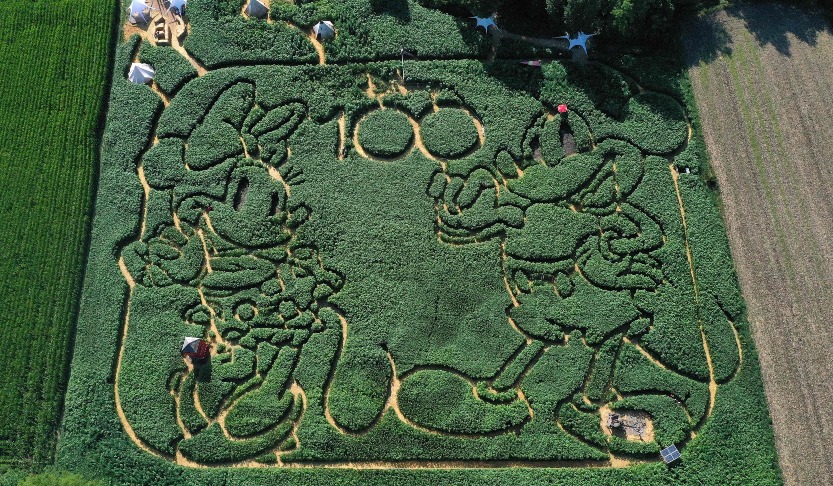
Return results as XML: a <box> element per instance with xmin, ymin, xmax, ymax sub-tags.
<box><xmin>127</xmin><ymin>0</ymin><xmax>151</xmax><ymax>24</ymax></box>
<box><xmin>244</xmin><ymin>0</ymin><xmax>268</xmax><ymax>18</ymax></box>
<box><xmin>166</xmin><ymin>0</ymin><xmax>187</xmax><ymax>15</ymax></box>
<box><xmin>313</xmin><ymin>20</ymin><xmax>335</xmax><ymax>40</ymax></box>
<box><xmin>181</xmin><ymin>337</ymin><xmax>209</xmax><ymax>361</ymax></box>
<box><xmin>128</xmin><ymin>63</ymin><xmax>155</xmax><ymax>84</ymax></box>
<box><xmin>556</xmin><ymin>31</ymin><xmax>596</xmax><ymax>55</ymax></box>
<box><xmin>471</xmin><ymin>16</ymin><xmax>499</xmax><ymax>33</ymax></box>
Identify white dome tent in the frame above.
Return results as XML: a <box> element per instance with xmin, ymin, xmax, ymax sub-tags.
<box><xmin>181</xmin><ymin>337</ymin><xmax>202</xmax><ymax>354</ymax></box>
<box><xmin>127</xmin><ymin>0</ymin><xmax>153</xmax><ymax>24</ymax></box>
<box><xmin>128</xmin><ymin>63</ymin><xmax>156</xmax><ymax>85</ymax></box>
<box><xmin>313</xmin><ymin>20</ymin><xmax>335</xmax><ymax>40</ymax></box>
<box><xmin>244</xmin><ymin>0</ymin><xmax>268</xmax><ymax>18</ymax></box>
<box><xmin>166</xmin><ymin>0</ymin><xmax>187</xmax><ymax>16</ymax></box>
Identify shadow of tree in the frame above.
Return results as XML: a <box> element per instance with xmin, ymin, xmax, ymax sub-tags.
<box><xmin>682</xmin><ymin>2</ymin><xmax>832</xmax><ymax>68</ymax></box>
<box><xmin>730</xmin><ymin>2</ymin><xmax>831</xmax><ymax>55</ymax></box>
<box><xmin>370</xmin><ymin>0</ymin><xmax>412</xmax><ymax>22</ymax></box>
<box><xmin>681</xmin><ymin>12</ymin><xmax>733</xmax><ymax>67</ymax></box>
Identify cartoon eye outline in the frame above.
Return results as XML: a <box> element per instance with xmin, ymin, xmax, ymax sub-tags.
<box><xmin>353</xmin><ymin>106</ymin><xmax>417</xmax><ymax>160</ymax></box>
<box><xmin>417</xmin><ymin>106</ymin><xmax>484</xmax><ymax>160</ymax></box>
<box><xmin>352</xmin><ymin>101</ymin><xmax>484</xmax><ymax>163</ymax></box>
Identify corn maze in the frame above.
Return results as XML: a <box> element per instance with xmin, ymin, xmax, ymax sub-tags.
<box><xmin>59</xmin><ymin>0</ymin><xmax>779</xmax><ymax>483</ymax></box>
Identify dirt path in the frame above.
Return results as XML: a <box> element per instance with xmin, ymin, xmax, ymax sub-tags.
<box><xmin>670</xmin><ymin>165</ymin><xmax>718</xmax><ymax>418</ymax></box>
<box><xmin>308</xmin><ymin>32</ymin><xmax>326</xmax><ymax>65</ymax></box>
<box><xmin>683</xmin><ymin>5</ymin><xmax>833</xmax><ymax>484</ymax></box>
<box><xmin>115</xmin><ymin>258</ymin><xmax>172</xmax><ymax>462</ymax></box>
<box><xmin>125</xmin><ymin>0</ymin><xmax>207</xmax><ymax>77</ymax></box>
<box><xmin>171</xmin><ymin>33</ymin><xmax>207</xmax><ymax>77</ymax></box>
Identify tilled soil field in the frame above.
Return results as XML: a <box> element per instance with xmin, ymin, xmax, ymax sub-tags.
<box><xmin>683</xmin><ymin>5</ymin><xmax>833</xmax><ymax>485</ymax></box>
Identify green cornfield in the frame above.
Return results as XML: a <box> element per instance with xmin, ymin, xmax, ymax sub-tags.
<box><xmin>0</xmin><ymin>0</ymin><xmax>116</xmax><ymax>468</ymax></box>
<box><xmin>54</xmin><ymin>1</ymin><xmax>780</xmax><ymax>483</ymax></box>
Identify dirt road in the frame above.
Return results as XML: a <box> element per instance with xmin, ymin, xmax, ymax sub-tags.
<box><xmin>683</xmin><ymin>4</ymin><xmax>833</xmax><ymax>485</ymax></box>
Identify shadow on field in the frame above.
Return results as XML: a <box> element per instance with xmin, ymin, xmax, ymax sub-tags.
<box><xmin>682</xmin><ymin>2</ymin><xmax>833</xmax><ymax>67</ymax></box>
<box><xmin>370</xmin><ymin>0</ymin><xmax>411</xmax><ymax>21</ymax></box>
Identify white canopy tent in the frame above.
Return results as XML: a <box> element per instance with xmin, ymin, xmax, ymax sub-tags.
<box><xmin>556</xmin><ymin>31</ymin><xmax>596</xmax><ymax>55</ymax></box>
<box><xmin>181</xmin><ymin>337</ymin><xmax>202</xmax><ymax>354</ymax></box>
<box><xmin>244</xmin><ymin>0</ymin><xmax>268</xmax><ymax>18</ymax></box>
<box><xmin>470</xmin><ymin>16</ymin><xmax>499</xmax><ymax>32</ymax></box>
<box><xmin>166</xmin><ymin>0</ymin><xmax>187</xmax><ymax>15</ymax></box>
<box><xmin>313</xmin><ymin>20</ymin><xmax>335</xmax><ymax>40</ymax></box>
<box><xmin>128</xmin><ymin>63</ymin><xmax>156</xmax><ymax>84</ymax></box>
<box><xmin>127</xmin><ymin>0</ymin><xmax>152</xmax><ymax>24</ymax></box>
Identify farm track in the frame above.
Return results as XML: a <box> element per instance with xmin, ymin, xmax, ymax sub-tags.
<box><xmin>683</xmin><ymin>4</ymin><xmax>833</xmax><ymax>484</ymax></box>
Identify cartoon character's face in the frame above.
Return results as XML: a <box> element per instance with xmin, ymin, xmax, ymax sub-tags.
<box><xmin>116</xmin><ymin>63</ymin><xmax>738</xmax><ymax>466</ymax></box>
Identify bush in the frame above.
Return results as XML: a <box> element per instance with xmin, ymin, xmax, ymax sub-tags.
<box><xmin>398</xmin><ymin>369</ymin><xmax>530</xmax><ymax>434</ymax></box>
<box><xmin>420</xmin><ymin>108</ymin><xmax>480</xmax><ymax>158</ymax></box>
<box><xmin>356</xmin><ymin>109</ymin><xmax>414</xmax><ymax>158</ymax></box>
<box><xmin>138</xmin><ymin>43</ymin><xmax>197</xmax><ymax>95</ymax></box>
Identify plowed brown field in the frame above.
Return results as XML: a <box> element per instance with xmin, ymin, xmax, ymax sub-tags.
<box><xmin>683</xmin><ymin>4</ymin><xmax>833</xmax><ymax>485</ymax></box>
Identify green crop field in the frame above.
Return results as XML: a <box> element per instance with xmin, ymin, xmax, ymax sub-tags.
<box><xmin>54</xmin><ymin>0</ymin><xmax>780</xmax><ymax>483</ymax></box>
<box><xmin>0</xmin><ymin>0</ymin><xmax>117</xmax><ymax>469</ymax></box>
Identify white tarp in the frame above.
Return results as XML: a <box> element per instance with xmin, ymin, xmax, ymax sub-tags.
<box><xmin>128</xmin><ymin>63</ymin><xmax>155</xmax><ymax>84</ymax></box>
<box><xmin>313</xmin><ymin>20</ymin><xmax>335</xmax><ymax>40</ymax></box>
<box><xmin>166</xmin><ymin>0</ymin><xmax>187</xmax><ymax>15</ymax></box>
<box><xmin>182</xmin><ymin>337</ymin><xmax>202</xmax><ymax>353</ymax></box>
<box><xmin>245</xmin><ymin>0</ymin><xmax>268</xmax><ymax>18</ymax></box>
<box><xmin>128</xmin><ymin>0</ymin><xmax>151</xmax><ymax>23</ymax></box>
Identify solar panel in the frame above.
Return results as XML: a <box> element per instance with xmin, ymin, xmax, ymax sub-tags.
<box><xmin>660</xmin><ymin>444</ymin><xmax>681</xmax><ymax>463</ymax></box>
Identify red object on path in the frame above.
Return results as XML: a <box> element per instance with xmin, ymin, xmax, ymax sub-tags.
<box><xmin>557</xmin><ymin>104</ymin><xmax>568</xmax><ymax>113</ymax></box>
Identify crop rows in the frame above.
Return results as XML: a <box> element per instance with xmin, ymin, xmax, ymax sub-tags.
<box><xmin>0</xmin><ymin>0</ymin><xmax>116</xmax><ymax>468</ymax></box>
<box><xmin>683</xmin><ymin>5</ymin><xmax>833</xmax><ymax>484</ymax></box>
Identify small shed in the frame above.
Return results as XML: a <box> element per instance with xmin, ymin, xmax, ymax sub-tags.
<box><xmin>128</xmin><ymin>63</ymin><xmax>155</xmax><ymax>84</ymax></box>
<box><xmin>313</xmin><ymin>20</ymin><xmax>335</xmax><ymax>40</ymax></box>
<box><xmin>181</xmin><ymin>337</ymin><xmax>209</xmax><ymax>362</ymax></box>
<box><xmin>127</xmin><ymin>0</ymin><xmax>151</xmax><ymax>24</ymax></box>
<box><xmin>244</xmin><ymin>0</ymin><xmax>268</xmax><ymax>18</ymax></box>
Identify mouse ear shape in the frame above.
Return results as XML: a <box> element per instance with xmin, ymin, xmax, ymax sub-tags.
<box><xmin>183</xmin><ymin>82</ymin><xmax>255</xmax><ymax>170</ymax></box>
